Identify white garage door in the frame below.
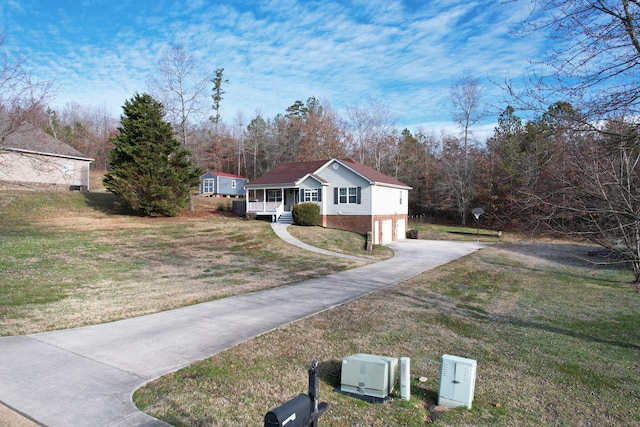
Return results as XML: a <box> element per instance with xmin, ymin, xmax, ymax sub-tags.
<box><xmin>396</xmin><ymin>219</ymin><xmax>406</xmax><ymax>240</ymax></box>
<box><xmin>381</xmin><ymin>219</ymin><xmax>393</xmax><ymax>244</ymax></box>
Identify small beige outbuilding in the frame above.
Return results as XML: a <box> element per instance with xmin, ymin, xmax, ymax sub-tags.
<box><xmin>0</xmin><ymin>124</ymin><xmax>94</xmax><ymax>191</ymax></box>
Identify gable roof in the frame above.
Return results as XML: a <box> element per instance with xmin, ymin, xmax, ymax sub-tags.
<box><xmin>201</xmin><ymin>171</ymin><xmax>247</xmax><ymax>179</ymax></box>
<box><xmin>246</xmin><ymin>158</ymin><xmax>411</xmax><ymax>189</ymax></box>
<box><xmin>335</xmin><ymin>158</ymin><xmax>411</xmax><ymax>189</ymax></box>
<box><xmin>1</xmin><ymin>123</ymin><xmax>93</xmax><ymax>161</ymax></box>
<box><xmin>247</xmin><ymin>159</ymin><xmax>328</xmax><ymax>186</ymax></box>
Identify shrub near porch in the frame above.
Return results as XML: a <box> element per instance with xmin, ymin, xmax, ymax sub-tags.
<box><xmin>292</xmin><ymin>202</ymin><xmax>320</xmax><ymax>226</ymax></box>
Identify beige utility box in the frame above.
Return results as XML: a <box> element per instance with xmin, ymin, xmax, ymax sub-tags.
<box><xmin>340</xmin><ymin>353</ymin><xmax>398</xmax><ymax>399</ymax></box>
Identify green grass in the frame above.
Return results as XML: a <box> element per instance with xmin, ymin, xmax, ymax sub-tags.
<box><xmin>3</xmin><ymin>190</ymin><xmax>639</xmax><ymax>426</ymax></box>
<box><xmin>1</xmin><ymin>228</ymin><xmax>132</xmax><ymax>307</ymax></box>
<box><xmin>287</xmin><ymin>225</ymin><xmax>394</xmax><ymax>259</ymax></box>
<box><xmin>0</xmin><ymin>191</ymin><xmax>363</xmax><ymax>335</ymax></box>
<box><xmin>410</xmin><ymin>222</ymin><xmax>504</xmax><ymax>242</ymax></box>
<box><xmin>135</xmin><ymin>244</ymin><xmax>640</xmax><ymax>427</ymax></box>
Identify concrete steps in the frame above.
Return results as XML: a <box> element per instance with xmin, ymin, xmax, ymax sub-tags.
<box><xmin>277</xmin><ymin>212</ymin><xmax>294</xmax><ymax>224</ymax></box>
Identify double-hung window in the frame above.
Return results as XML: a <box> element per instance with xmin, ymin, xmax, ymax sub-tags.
<box><xmin>267</xmin><ymin>190</ymin><xmax>282</xmax><ymax>202</ymax></box>
<box><xmin>338</xmin><ymin>187</ymin><xmax>357</xmax><ymax>204</ymax></box>
<box><xmin>304</xmin><ymin>188</ymin><xmax>319</xmax><ymax>202</ymax></box>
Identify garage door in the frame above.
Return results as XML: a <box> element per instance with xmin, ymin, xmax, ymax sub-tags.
<box><xmin>396</xmin><ymin>219</ymin><xmax>406</xmax><ymax>240</ymax></box>
<box><xmin>381</xmin><ymin>219</ymin><xmax>393</xmax><ymax>244</ymax></box>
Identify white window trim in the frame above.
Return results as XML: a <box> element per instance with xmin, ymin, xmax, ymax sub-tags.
<box><xmin>267</xmin><ymin>189</ymin><xmax>282</xmax><ymax>202</ymax></box>
<box><xmin>339</xmin><ymin>187</ymin><xmax>357</xmax><ymax>204</ymax></box>
<box><xmin>304</xmin><ymin>188</ymin><xmax>319</xmax><ymax>202</ymax></box>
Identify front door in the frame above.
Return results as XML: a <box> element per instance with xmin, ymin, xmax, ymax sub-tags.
<box><xmin>284</xmin><ymin>189</ymin><xmax>298</xmax><ymax>211</ymax></box>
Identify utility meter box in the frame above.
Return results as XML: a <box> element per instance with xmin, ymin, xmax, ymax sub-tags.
<box><xmin>340</xmin><ymin>353</ymin><xmax>398</xmax><ymax>399</ymax></box>
<box><xmin>438</xmin><ymin>354</ymin><xmax>477</xmax><ymax>409</ymax></box>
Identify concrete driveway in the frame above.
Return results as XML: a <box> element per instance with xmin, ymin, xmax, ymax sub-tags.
<box><xmin>0</xmin><ymin>237</ymin><xmax>486</xmax><ymax>426</ymax></box>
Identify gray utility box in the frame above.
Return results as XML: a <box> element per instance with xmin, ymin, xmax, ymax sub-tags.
<box><xmin>340</xmin><ymin>353</ymin><xmax>399</xmax><ymax>399</ymax></box>
<box><xmin>438</xmin><ymin>354</ymin><xmax>477</xmax><ymax>409</ymax></box>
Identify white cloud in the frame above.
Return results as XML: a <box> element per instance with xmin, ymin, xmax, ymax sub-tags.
<box><xmin>1</xmin><ymin>0</ymin><xmax>552</xmax><ymax>137</ymax></box>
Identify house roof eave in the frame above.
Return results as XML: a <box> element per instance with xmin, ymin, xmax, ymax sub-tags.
<box><xmin>371</xmin><ymin>181</ymin><xmax>413</xmax><ymax>190</ymax></box>
<box><xmin>2</xmin><ymin>147</ymin><xmax>95</xmax><ymax>162</ymax></box>
<box><xmin>245</xmin><ymin>182</ymin><xmax>298</xmax><ymax>189</ymax></box>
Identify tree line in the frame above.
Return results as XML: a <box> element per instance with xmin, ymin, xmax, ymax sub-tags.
<box><xmin>2</xmin><ymin>0</ymin><xmax>640</xmax><ymax>283</ymax></box>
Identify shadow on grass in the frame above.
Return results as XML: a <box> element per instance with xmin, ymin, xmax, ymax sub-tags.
<box><xmin>82</xmin><ymin>192</ymin><xmax>137</xmax><ymax>216</ymax></box>
<box><xmin>396</xmin><ymin>289</ymin><xmax>640</xmax><ymax>352</ymax></box>
<box><xmin>501</xmin><ymin>242</ymin><xmax>630</xmax><ymax>273</ymax></box>
<box><xmin>318</xmin><ymin>359</ymin><xmax>342</xmax><ymax>388</ymax></box>
<box><xmin>411</xmin><ymin>382</ymin><xmax>438</xmax><ymax>405</ymax></box>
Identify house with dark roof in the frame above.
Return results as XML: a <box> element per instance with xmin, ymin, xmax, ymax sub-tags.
<box><xmin>0</xmin><ymin>123</ymin><xmax>94</xmax><ymax>191</ymax></box>
<box><xmin>199</xmin><ymin>171</ymin><xmax>248</xmax><ymax>197</ymax></box>
<box><xmin>245</xmin><ymin>158</ymin><xmax>411</xmax><ymax>244</ymax></box>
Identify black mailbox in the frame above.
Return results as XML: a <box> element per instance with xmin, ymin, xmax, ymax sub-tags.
<box><xmin>264</xmin><ymin>360</ymin><xmax>329</xmax><ymax>427</ymax></box>
<box><xmin>264</xmin><ymin>393</ymin><xmax>312</xmax><ymax>427</ymax></box>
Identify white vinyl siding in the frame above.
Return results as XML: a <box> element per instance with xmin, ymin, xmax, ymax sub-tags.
<box><xmin>370</xmin><ymin>185</ymin><xmax>409</xmax><ymax>215</ymax></box>
<box><xmin>318</xmin><ymin>164</ymin><xmax>370</xmax><ymax>215</ymax></box>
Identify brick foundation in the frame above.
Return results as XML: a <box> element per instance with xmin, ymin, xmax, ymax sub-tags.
<box><xmin>321</xmin><ymin>213</ymin><xmax>408</xmax><ymax>243</ymax></box>
<box><xmin>322</xmin><ymin>215</ymin><xmax>372</xmax><ymax>235</ymax></box>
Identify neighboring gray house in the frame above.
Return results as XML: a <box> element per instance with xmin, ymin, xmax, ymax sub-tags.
<box><xmin>199</xmin><ymin>171</ymin><xmax>248</xmax><ymax>197</ymax></box>
<box><xmin>245</xmin><ymin>158</ymin><xmax>411</xmax><ymax>244</ymax></box>
<box><xmin>0</xmin><ymin>123</ymin><xmax>94</xmax><ymax>191</ymax></box>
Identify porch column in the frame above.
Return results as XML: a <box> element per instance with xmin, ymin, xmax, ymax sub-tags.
<box><xmin>263</xmin><ymin>189</ymin><xmax>266</xmax><ymax>212</ymax></box>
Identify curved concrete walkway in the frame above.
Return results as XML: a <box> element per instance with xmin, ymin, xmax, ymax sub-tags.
<box><xmin>0</xmin><ymin>232</ymin><xmax>487</xmax><ymax>427</ymax></box>
<box><xmin>270</xmin><ymin>223</ymin><xmax>380</xmax><ymax>262</ymax></box>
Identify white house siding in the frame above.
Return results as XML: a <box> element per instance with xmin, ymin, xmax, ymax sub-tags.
<box><xmin>0</xmin><ymin>151</ymin><xmax>91</xmax><ymax>190</ymax></box>
<box><xmin>370</xmin><ymin>186</ymin><xmax>409</xmax><ymax>243</ymax></box>
<box><xmin>371</xmin><ymin>185</ymin><xmax>408</xmax><ymax>216</ymax></box>
<box><xmin>298</xmin><ymin>178</ymin><xmax>323</xmax><ymax>199</ymax></box>
<box><xmin>317</xmin><ymin>164</ymin><xmax>371</xmax><ymax>216</ymax></box>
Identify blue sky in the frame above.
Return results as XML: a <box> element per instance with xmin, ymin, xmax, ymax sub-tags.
<box><xmin>0</xmin><ymin>0</ymin><xmax>549</xmax><ymax>138</ymax></box>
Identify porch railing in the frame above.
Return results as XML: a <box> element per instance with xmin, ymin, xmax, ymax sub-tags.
<box><xmin>247</xmin><ymin>201</ymin><xmax>282</xmax><ymax>213</ymax></box>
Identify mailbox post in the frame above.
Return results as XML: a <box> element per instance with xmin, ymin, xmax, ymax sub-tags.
<box><xmin>472</xmin><ymin>207</ymin><xmax>484</xmax><ymax>242</ymax></box>
<box><xmin>264</xmin><ymin>360</ymin><xmax>329</xmax><ymax>427</ymax></box>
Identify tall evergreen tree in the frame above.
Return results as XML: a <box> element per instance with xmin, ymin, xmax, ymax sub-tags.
<box><xmin>103</xmin><ymin>93</ymin><xmax>202</xmax><ymax>217</ymax></box>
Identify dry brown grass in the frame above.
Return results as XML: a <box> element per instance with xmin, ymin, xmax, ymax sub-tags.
<box><xmin>1</xmin><ymin>193</ymin><xmax>363</xmax><ymax>336</ymax></box>
<box><xmin>135</xmin><ymin>241</ymin><xmax>640</xmax><ymax>427</ymax></box>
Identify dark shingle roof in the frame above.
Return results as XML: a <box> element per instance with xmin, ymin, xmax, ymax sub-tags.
<box><xmin>247</xmin><ymin>159</ymin><xmax>328</xmax><ymax>186</ymax></box>
<box><xmin>1</xmin><ymin>123</ymin><xmax>93</xmax><ymax>160</ymax></box>
<box><xmin>247</xmin><ymin>158</ymin><xmax>411</xmax><ymax>189</ymax></box>
<box><xmin>339</xmin><ymin>158</ymin><xmax>410</xmax><ymax>188</ymax></box>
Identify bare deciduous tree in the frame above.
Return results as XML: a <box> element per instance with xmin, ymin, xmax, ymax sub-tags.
<box><xmin>450</xmin><ymin>73</ymin><xmax>485</xmax><ymax>154</ymax></box>
<box><xmin>345</xmin><ymin>100</ymin><xmax>397</xmax><ymax>171</ymax></box>
<box><xmin>512</xmin><ymin>0</ymin><xmax>640</xmax><ymax>118</ymax></box>
<box><xmin>0</xmin><ymin>31</ymin><xmax>52</xmax><ymax>147</ymax></box>
<box><xmin>508</xmin><ymin>1</ymin><xmax>640</xmax><ymax>285</ymax></box>
<box><xmin>147</xmin><ymin>46</ymin><xmax>209</xmax><ymax>147</ymax></box>
<box><xmin>446</xmin><ymin>74</ymin><xmax>485</xmax><ymax>225</ymax></box>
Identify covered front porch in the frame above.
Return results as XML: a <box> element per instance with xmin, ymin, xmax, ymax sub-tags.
<box><xmin>246</xmin><ymin>187</ymin><xmax>300</xmax><ymax>221</ymax></box>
